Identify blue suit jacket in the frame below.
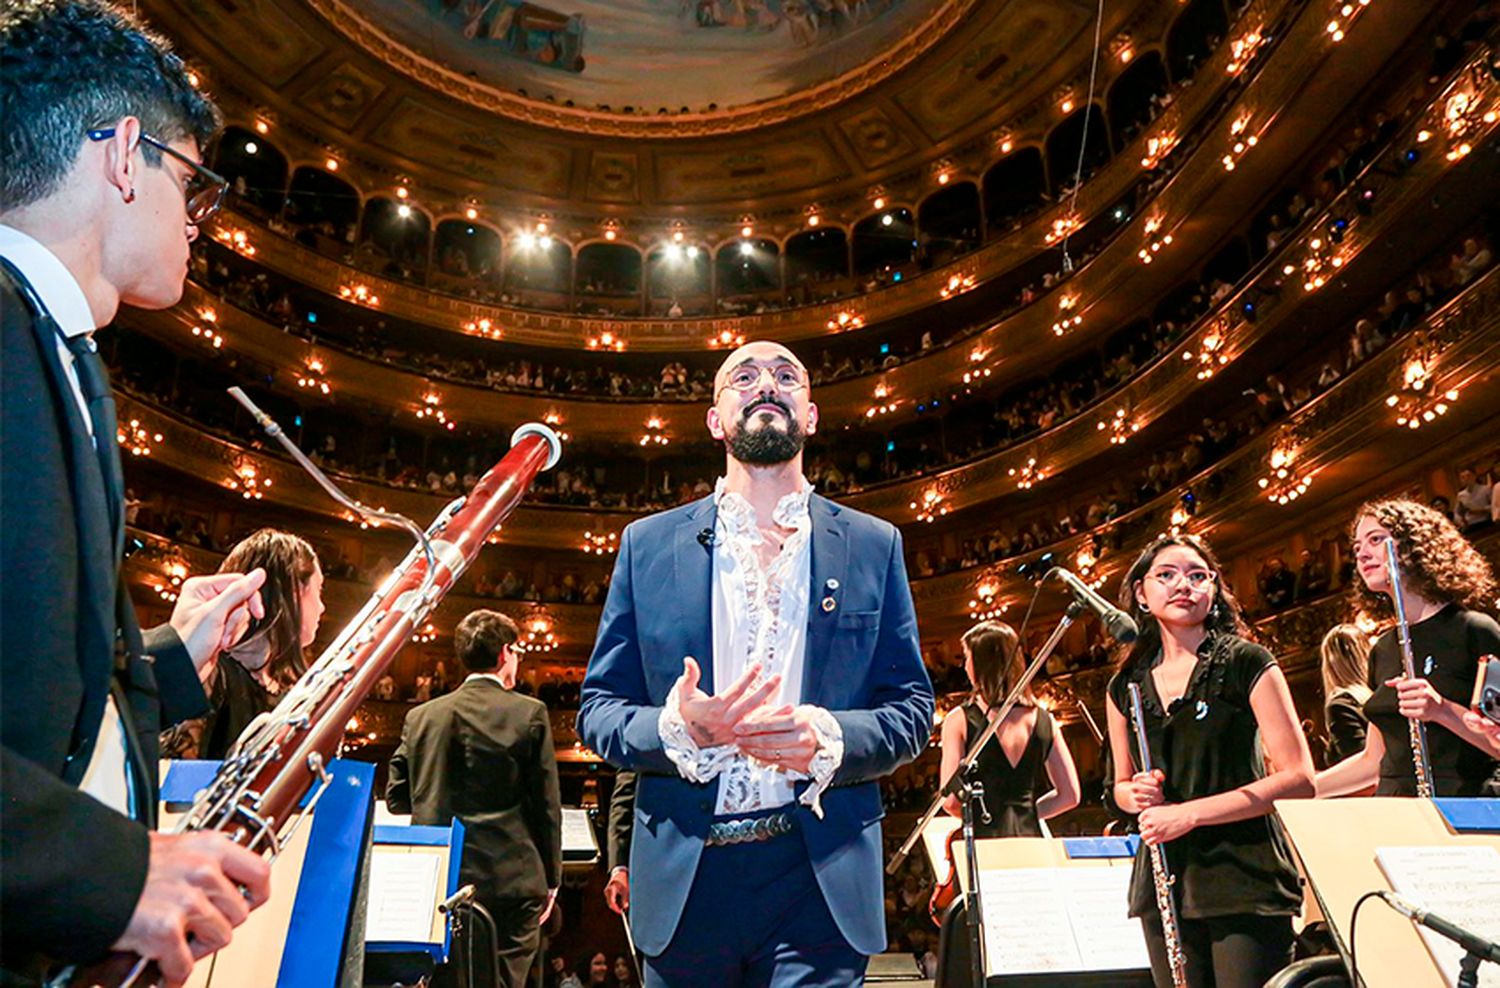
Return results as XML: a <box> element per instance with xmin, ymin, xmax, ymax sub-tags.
<box><xmin>577</xmin><ymin>492</ymin><xmax>934</xmax><ymax>956</ymax></box>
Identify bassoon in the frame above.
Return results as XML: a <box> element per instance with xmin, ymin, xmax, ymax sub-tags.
<box><xmin>58</xmin><ymin>391</ymin><xmax>561</xmax><ymax>988</ymax></box>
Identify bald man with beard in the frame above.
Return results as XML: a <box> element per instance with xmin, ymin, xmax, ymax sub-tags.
<box><xmin>578</xmin><ymin>341</ymin><xmax>934</xmax><ymax>986</ymax></box>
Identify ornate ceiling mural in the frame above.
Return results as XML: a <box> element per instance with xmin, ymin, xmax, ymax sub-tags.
<box><xmin>352</xmin><ymin>0</ymin><xmax>948</xmax><ymax>114</ymax></box>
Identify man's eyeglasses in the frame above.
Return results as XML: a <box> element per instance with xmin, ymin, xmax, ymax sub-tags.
<box><xmin>87</xmin><ymin>128</ymin><xmax>227</xmax><ymax>224</ymax></box>
<box><xmin>717</xmin><ymin>363</ymin><xmax>807</xmax><ymax>397</ymax></box>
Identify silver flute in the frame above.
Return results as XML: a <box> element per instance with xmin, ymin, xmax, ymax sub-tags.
<box><xmin>1127</xmin><ymin>682</ymin><xmax>1189</xmax><ymax>988</ymax></box>
<box><xmin>1383</xmin><ymin>537</ymin><xmax>1435</xmax><ymax>797</ymax></box>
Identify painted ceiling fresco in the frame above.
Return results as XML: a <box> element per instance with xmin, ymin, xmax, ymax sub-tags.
<box><xmin>361</xmin><ymin>0</ymin><xmax>947</xmax><ymax>112</ymax></box>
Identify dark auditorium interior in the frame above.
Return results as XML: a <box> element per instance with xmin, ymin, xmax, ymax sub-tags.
<box><xmin>87</xmin><ymin>0</ymin><xmax>1498</xmax><ymax>980</ymax></box>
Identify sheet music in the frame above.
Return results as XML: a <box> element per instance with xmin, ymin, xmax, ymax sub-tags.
<box><xmin>563</xmin><ymin>807</ymin><xmax>599</xmax><ymax>856</ymax></box>
<box><xmin>978</xmin><ymin>865</ymin><xmax>1147</xmax><ymax>975</ymax></box>
<box><xmin>1375</xmin><ymin>845</ymin><xmax>1500</xmax><ymax>988</ymax></box>
<box><xmin>366</xmin><ymin>851</ymin><xmax>442</xmax><ymax>944</ymax></box>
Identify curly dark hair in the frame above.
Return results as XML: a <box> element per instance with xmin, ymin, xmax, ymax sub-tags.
<box><xmin>1350</xmin><ymin>498</ymin><xmax>1498</xmax><ymax>617</ymax></box>
<box><xmin>1114</xmin><ymin>532</ymin><xmax>1253</xmax><ymax>673</ymax></box>
<box><xmin>0</xmin><ymin>0</ymin><xmax>220</xmax><ymax>210</ymax></box>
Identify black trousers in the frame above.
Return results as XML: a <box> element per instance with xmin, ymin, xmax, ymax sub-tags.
<box><xmin>1141</xmin><ymin>912</ymin><xmax>1294</xmax><ymax>988</ymax></box>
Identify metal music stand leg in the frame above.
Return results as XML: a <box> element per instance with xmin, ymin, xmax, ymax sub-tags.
<box><xmin>959</xmin><ymin>779</ymin><xmax>989</xmax><ymax>988</ymax></box>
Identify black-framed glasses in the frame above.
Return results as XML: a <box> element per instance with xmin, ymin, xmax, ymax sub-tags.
<box><xmin>87</xmin><ymin>127</ymin><xmax>227</xmax><ymax>224</ymax></box>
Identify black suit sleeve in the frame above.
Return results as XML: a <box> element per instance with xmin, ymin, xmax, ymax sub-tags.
<box><xmin>0</xmin><ymin>746</ymin><xmax>149</xmax><ymax>965</ymax></box>
<box><xmin>141</xmin><ymin>623</ymin><xmax>209</xmax><ymax>727</ymax></box>
<box><xmin>1324</xmin><ymin>694</ymin><xmax>1369</xmax><ymax>766</ymax></box>
<box><xmin>606</xmin><ymin>770</ymin><xmax>636</xmax><ymax>873</ymax></box>
<box><xmin>526</xmin><ymin>705</ymin><xmax>563</xmax><ymax>889</ymax></box>
<box><xmin>385</xmin><ymin>714</ymin><xmax>413</xmax><ymax>815</ymax></box>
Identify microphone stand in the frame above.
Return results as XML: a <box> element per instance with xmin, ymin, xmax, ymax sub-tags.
<box><xmin>888</xmin><ymin>600</ymin><xmax>1087</xmax><ymax>986</ymax></box>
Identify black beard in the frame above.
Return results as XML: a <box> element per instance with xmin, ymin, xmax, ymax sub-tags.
<box><xmin>726</xmin><ymin>402</ymin><xmax>804</xmax><ymax>465</ymax></box>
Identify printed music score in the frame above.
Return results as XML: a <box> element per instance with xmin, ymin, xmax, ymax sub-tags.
<box><xmin>977</xmin><ymin>865</ymin><xmax>1151</xmax><ymax>975</ymax></box>
<box><xmin>1376</xmin><ymin>844</ymin><xmax>1500</xmax><ymax>988</ymax></box>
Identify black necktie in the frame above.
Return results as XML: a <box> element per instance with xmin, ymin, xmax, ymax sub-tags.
<box><xmin>64</xmin><ymin>333</ymin><xmax>125</xmax><ymax>561</ymax></box>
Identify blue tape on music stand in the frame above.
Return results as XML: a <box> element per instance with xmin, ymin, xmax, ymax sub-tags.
<box><xmin>277</xmin><ymin>759</ymin><xmax>375</xmax><ymax>987</ymax></box>
<box><xmin>1434</xmin><ymin>798</ymin><xmax>1500</xmax><ymax>832</ymax></box>
<box><xmin>1064</xmin><ymin>835</ymin><xmax>1140</xmax><ymax>858</ymax></box>
<box><xmin>162</xmin><ymin>759</ymin><xmax>331</xmax><ymax>810</ymax></box>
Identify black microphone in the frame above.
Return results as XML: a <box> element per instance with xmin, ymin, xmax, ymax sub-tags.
<box><xmin>1379</xmin><ymin>891</ymin><xmax>1500</xmax><ymax>963</ymax></box>
<box><xmin>697</xmin><ymin>527</ymin><xmax>716</xmax><ymax>548</ymax></box>
<box><xmin>1047</xmin><ymin>566</ymin><xmax>1139</xmax><ymax>644</ymax></box>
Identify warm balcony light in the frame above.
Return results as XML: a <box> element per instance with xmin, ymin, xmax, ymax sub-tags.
<box><xmin>639</xmin><ymin>417</ymin><xmax>669</xmax><ymax>447</ymax></box>
<box><xmin>937</xmin><ymin>172</ymin><xmax>950</xmax><ymax>185</ymax></box>
<box><xmin>324</xmin><ymin>157</ymin><xmax>338</xmax><ymax>171</ymax></box>
<box><xmin>395</xmin><ymin>186</ymin><xmax>409</xmax><ymax>200</ymax></box>
<box><xmin>999</xmin><ymin>139</ymin><xmax>1013</xmax><ymax>154</ymax></box>
<box><xmin>227</xmin><ymin>461</ymin><xmax>271</xmax><ymax>500</ymax></box>
<box><xmin>412</xmin><ymin>623</ymin><xmax>439</xmax><ymax>644</ymax></box>
<box><xmin>1225</xmin><ymin>29</ymin><xmax>1265</xmax><ymax>74</ymax></box>
<box><xmin>190</xmin><ymin>322</ymin><xmax>223</xmax><ymax>349</ymax></box>
<box><xmin>826</xmin><ymin>310</ymin><xmax>864</xmax><ymax>332</ymax></box>
<box><xmin>117</xmin><ymin>418</ymin><xmax>162</xmax><ymax>457</ymax></box>
<box><xmin>865</xmin><ymin>382</ymin><xmax>899</xmax><ymax>419</ymax></box>
<box><xmin>1008</xmin><ymin>457</ymin><xmax>1045</xmax><ymax>490</ymax></box>
<box><xmin>396</xmin><ymin>203</ymin><xmax>412</xmax><ymax>219</ymax></box>
<box><xmin>1140</xmin><ymin>133</ymin><xmax>1177</xmax><ymax>169</ymax></box>
<box><xmin>414</xmin><ymin>391</ymin><xmax>456</xmax><ymax>430</ymax></box>
<box><xmin>1258</xmin><ymin>446</ymin><xmax>1313</xmax><ymax>505</ymax></box>
<box><xmin>807</xmin><ymin>214</ymin><xmax>821</xmax><ymax>227</ymax></box>
<box><xmin>872</xmin><ymin>196</ymin><xmax>886</xmax><ymax>210</ymax></box>
<box><xmin>543</xmin><ymin>412</ymin><xmax>571</xmax><ymax>442</ymax></box>
<box><xmin>213</xmin><ymin>227</ymin><xmax>257</xmax><ymax>257</ymax></box>
<box><xmin>296</xmin><ymin>355</ymin><xmax>332</xmax><ymax>395</ymax></box>
<box><xmin>254</xmin><ymin>120</ymin><xmax>270</xmax><ymax>135</ymax></box>
<box><xmin>910</xmin><ymin>488</ymin><xmax>949</xmax><ymax>524</ymax></box>
<box><xmin>588</xmin><ymin>330</ymin><xmax>626</xmax><ymax>352</ymax></box>
<box><xmin>517</xmin><ymin>610</ymin><xmax>559</xmax><ymax>653</ymax></box>
<box><xmin>1097</xmin><ymin>407</ymin><xmax>1140</xmax><ymax>445</ymax></box>
<box><xmin>968</xmin><ymin>583</ymin><xmax>1009</xmax><ymax>621</ymax></box>
<box><xmin>154</xmin><ymin>559</ymin><xmax>189</xmax><ymax>603</ymax></box>
<box><xmin>940</xmin><ymin>273</ymin><xmax>977</xmax><ymax>299</ymax></box>
<box><xmin>465</xmin><ymin>206</ymin><xmax>479</xmax><ymax>221</ymax></box>
<box><xmin>1184</xmin><ymin>323</ymin><xmax>1231</xmax><ymax>379</ymax></box>
<box><xmin>740</xmin><ymin>225</ymin><xmax>753</xmax><ymax>238</ymax></box>
<box><xmin>710</xmin><ymin>329</ymin><xmax>745</xmax><ymax>349</ymax></box>
<box><xmin>339</xmin><ymin>283</ymin><xmax>380</xmax><ymax>307</ymax></box>
<box><xmin>582</xmin><ymin>531</ymin><xmax>619</xmax><ymax>556</ymax></box>
<box><xmin>463</xmin><ymin>317</ymin><xmax>502</xmax><ymax>339</ymax></box>
<box><xmin>1044</xmin><ymin>215</ymin><xmax>1080</xmax><ymax>245</ymax></box>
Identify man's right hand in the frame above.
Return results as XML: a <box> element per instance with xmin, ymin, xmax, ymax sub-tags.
<box><xmin>112</xmin><ymin>831</ymin><xmax>272</xmax><ymax>984</ymax></box>
<box><xmin>675</xmin><ymin>657</ymin><xmax>781</xmax><ymax>748</ymax></box>
<box><xmin>604</xmin><ymin>867</ymin><xmax>630</xmax><ymax>915</ymax></box>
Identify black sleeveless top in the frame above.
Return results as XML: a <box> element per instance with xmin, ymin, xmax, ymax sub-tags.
<box><xmin>1107</xmin><ymin>633</ymin><xmax>1302</xmax><ymax>920</ymax></box>
<box><xmin>958</xmin><ymin>701</ymin><xmax>1055</xmax><ymax>839</ymax></box>
<box><xmin>1364</xmin><ymin>604</ymin><xmax>1500</xmax><ymax>797</ymax></box>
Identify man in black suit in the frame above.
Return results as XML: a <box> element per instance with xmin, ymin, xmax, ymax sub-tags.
<box><xmin>387</xmin><ymin>610</ymin><xmax>563</xmax><ymax>988</ymax></box>
<box><xmin>1</xmin><ymin>2</ymin><xmax>272</xmax><ymax>983</ymax></box>
<box><xmin>604</xmin><ymin>769</ymin><xmax>635</xmax><ymax>915</ymax></box>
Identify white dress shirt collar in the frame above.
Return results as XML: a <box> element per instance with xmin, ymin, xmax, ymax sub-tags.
<box><xmin>0</xmin><ymin>223</ymin><xmax>97</xmax><ymax>338</ymax></box>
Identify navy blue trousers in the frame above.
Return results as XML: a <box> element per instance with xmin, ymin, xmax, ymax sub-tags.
<box><xmin>643</xmin><ymin>829</ymin><xmax>868</xmax><ymax>987</ymax></box>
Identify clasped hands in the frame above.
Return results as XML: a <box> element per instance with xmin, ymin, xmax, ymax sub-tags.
<box><xmin>1129</xmin><ymin>769</ymin><xmax>1198</xmax><ymax>846</ymax></box>
<box><xmin>673</xmin><ymin>656</ymin><xmax>820</xmax><ymax>774</ymax></box>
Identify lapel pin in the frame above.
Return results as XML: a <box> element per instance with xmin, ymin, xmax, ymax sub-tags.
<box><xmin>824</xmin><ymin>578</ymin><xmax>839</xmax><ymax>591</ymax></box>
<box><xmin>821</xmin><ymin>596</ymin><xmax>837</xmax><ymax>613</ymax></box>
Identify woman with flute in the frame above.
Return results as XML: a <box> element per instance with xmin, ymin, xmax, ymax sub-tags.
<box><xmin>1316</xmin><ymin>499</ymin><xmax>1500</xmax><ymax>798</ymax></box>
<box><xmin>1105</xmin><ymin>533</ymin><xmax>1314</xmax><ymax>988</ymax></box>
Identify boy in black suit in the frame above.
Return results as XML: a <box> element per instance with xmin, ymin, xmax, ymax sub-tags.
<box><xmin>387</xmin><ymin>610</ymin><xmax>563</xmax><ymax>988</ymax></box>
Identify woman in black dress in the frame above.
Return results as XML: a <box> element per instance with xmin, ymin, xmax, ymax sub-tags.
<box><xmin>162</xmin><ymin>528</ymin><xmax>326</xmax><ymax>759</ymax></box>
<box><xmin>939</xmin><ymin>620</ymin><xmax>1081</xmax><ymax>837</ymax></box>
<box><xmin>1316</xmin><ymin>499</ymin><xmax>1500</xmax><ymax>797</ymax></box>
<box><xmin>1105</xmin><ymin>533</ymin><xmax>1314</xmax><ymax>988</ymax></box>
<box><xmin>1319</xmin><ymin>623</ymin><xmax>1373</xmax><ymax>766</ymax></box>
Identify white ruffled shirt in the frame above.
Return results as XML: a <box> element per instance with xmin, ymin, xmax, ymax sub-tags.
<box><xmin>659</xmin><ymin>479</ymin><xmax>843</xmax><ymax>817</ymax></box>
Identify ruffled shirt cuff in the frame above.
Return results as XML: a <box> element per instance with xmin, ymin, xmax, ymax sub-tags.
<box><xmin>797</xmin><ymin>705</ymin><xmax>844</xmax><ymax>819</ymax></box>
<box><xmin>658</xmin><ymin>679</ymin><xmax>738</xmax><ymax>784</ymax></box>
